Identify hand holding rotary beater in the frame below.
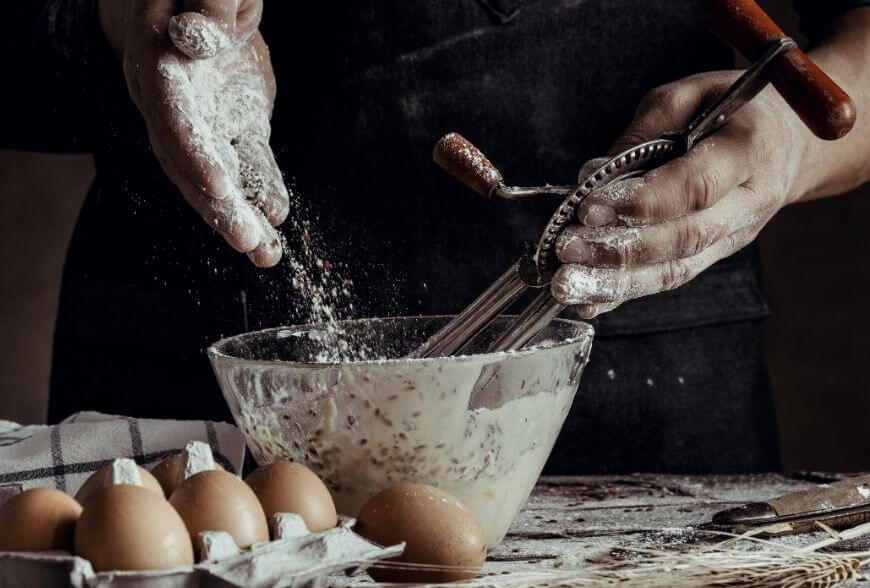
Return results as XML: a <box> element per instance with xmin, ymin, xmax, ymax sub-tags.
<box><xmin>411</xmin><ymin>0</ymin><xmax>856</xmax><ymax>359</ymax></box>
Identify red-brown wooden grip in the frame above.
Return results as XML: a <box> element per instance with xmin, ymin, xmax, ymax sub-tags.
<box><xmin>706</xmin><ymin>0</ymin><xmax>856</xmax><ymax>140</ymax></box>
<box><xmin>433</xmin><ymin>133</ymin><xmax>504</xmax><ymax>197</ymax></box>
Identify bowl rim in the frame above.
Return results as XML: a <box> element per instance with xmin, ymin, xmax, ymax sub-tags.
<box><xmin>207</xmin><ymin>314</ymin><xmax>594</xmax><ymax>369</ymax></box>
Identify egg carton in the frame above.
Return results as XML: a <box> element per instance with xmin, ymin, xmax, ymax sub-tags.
<box><xmin>0</xmin><ymin>484</ymin><xmax>403</xmax><ymax>588</ymax></box>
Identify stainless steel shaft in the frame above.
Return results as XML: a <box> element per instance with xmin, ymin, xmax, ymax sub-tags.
<box><xmin>485</xmin><ymin>292</ymin><xmax>565</xmax><ymax>353</ymax></box>
<box><xmin>409</xmin><ymin>262</ymin><xmax>529</xmax><ymax>358</ymax></box>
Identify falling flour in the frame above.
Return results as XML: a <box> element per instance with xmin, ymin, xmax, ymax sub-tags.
<box><xmin>161</xmin><ymin>16</ymin><xmax>366</xmax><ymax>362</ymax></box>
<box><xmin>283</xmin><ymin>220</ymin><xmax>373</xmax><ymax>363</ymax></box>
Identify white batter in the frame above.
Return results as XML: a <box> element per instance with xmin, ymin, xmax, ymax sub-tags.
<box><xmin>220</xmin><ymin>328</ymin><xmax>588</xmax><ymax>548</ymax></box>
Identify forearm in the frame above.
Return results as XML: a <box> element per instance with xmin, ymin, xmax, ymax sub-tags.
<box><xmin>792</xmin><ymin>7</ymin><xmax>870</xmax><ymax>202</ymax></box>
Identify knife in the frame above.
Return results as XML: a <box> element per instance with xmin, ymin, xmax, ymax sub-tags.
<box><xmin>704</xmin><ymin>474</ymin><xmax>870</xmax><ymax>535</ymax></box>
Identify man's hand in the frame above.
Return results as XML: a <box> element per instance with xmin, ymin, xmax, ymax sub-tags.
<box><xmin>550</xmin><ymin>71</ymin><xmax>814</xmax><ymax>318</ymax></box>
<box><xmin>100</xmin><ymin>0</ymin><xmax>288</xmax><ymax>267</ymax></box>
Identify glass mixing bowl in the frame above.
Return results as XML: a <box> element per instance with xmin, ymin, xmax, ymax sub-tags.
<box><xmin>208</xmin><ymin>316</ymin><xmax>593</xmax><ymax>547</ymax></box>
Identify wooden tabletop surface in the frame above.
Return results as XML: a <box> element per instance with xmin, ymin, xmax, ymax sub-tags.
<box><xmin>335</xmin><ymin>473</ymin><xmax>870</xmax><ymax>585</ymax></box>
<box><xmin>481</xmin><ymin>473</ymin><xmax>869</xmax><ymax>579</ymax></box>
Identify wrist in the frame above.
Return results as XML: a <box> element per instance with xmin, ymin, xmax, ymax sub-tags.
<box><xmin>783</xmin><ymin>105</ymin><xmax>821</xmax><ymax>205</ymax></box>
<box><xmin>787</xmin><ymin>11</ymin><xmax>870</xmax><ymax>202</ymax></box>
<box><xmin>760</xmin><ymin>87</ymin><xmax>818</xmax><ymax>206</ymax></box>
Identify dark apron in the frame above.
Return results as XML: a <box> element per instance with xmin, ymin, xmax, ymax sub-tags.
<box><xmin>50</xmin><ymin>0</ymin><xmax>780</xmax><ymax>473</ymax></box>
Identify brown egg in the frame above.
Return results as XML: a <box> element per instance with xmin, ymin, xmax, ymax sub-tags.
<box><xmin>74</xmin><ymin>484</ymin><xmax>193</xmax><ymax>571</ymax></box>
<box><xmin>169</xmin><ymin>470</ymin><xmax>268</xmax><ymax>551</ymax></box>
<box><xmin>151</xmin><ymin>453</ymin><xmax>225</xmax><ymax>497</ymax></box>
<box><xmin>245</xmin><ymin>461</ymin><xmax>337</xmax><ymax>533</ymax></box>
<box><xmin>0</xmin><ymin>488</ymin><xmax>82</xmax><ymax>552</ymax></box>
<box><xmin>356</xmin><ymin>484</ymin><xmax>486</xmax><ymax>583</ymax></box>
<box><xmin>75</xmin><ymin>460</ymin><xmax>163</xmax><ymax>505</ymax></box>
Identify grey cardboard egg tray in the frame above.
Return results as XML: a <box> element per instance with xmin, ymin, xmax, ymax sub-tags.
<box><xmin>0</xmin><ymin>483</ymin><xmax>403</xmax><ymax>588</ymax></box>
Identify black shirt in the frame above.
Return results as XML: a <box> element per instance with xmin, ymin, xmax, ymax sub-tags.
<box><xmin>3</xmin><ymin>0</ymin><xmax>865</xmax><ymax>472</ymax></box>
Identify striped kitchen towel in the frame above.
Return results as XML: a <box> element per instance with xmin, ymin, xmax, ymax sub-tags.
<box><xmin>0</xmin><ymin>411</ymin><xmax>246</xmax><ymax>497</ymax></box>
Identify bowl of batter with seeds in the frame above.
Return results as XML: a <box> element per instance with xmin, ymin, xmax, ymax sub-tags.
<box><xmin>209</xmin><ymin>315</ymin><xmax>593</xmax><ymax>547</ymax></box>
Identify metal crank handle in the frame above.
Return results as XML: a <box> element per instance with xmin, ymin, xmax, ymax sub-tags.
<box><xmin>433</xmin><ymin>133</ymin><xmax>576</xmax><ymax>200</ymax></box>
<box><xmin>706</xmin><ymin>0</ymin><xmax>856</xmax><ymax>141</ymax></box>
<box><xmin>409</xmin><ymin>261</ymin><xmax>530</xmax><ymax>359</ymax></box>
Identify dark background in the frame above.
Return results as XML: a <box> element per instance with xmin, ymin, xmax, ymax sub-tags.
<box><xmin>1</xmin><ymin>0</ymin><xmax>867</xmax><ymax>473</ymax></box>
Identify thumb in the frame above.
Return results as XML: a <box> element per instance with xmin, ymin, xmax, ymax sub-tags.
<box><xmin>169</xmin><ymin>0</ymin><xmax>262</xmax><ymax>59</ymax></box>
<box><xmin>606</xmin><ymin>79</ymin><xmax>709</xmax><ymax>156</ymax></box>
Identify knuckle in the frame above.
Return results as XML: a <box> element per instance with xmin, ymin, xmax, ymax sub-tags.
<box><xmin>626</xmin><ymin>196</ymin><xmax>654</xmax><ymax>225</ymax></box>
<box><xmin>660</xmin><ymin>259</ymin><xmax>691</xmax><ymax>291</ymax></box>
<box><xmin>684</xmin><ymin>167</ymin><xmax>718</xmax><ymax>212</ymax></box>
<box><xmin>611</xmin><ymin>241</ymin><xmax>631</xmax><ymax>268</ymax></box>
<box><xmin>639</xmin><ymin>84</ymin><xmax>676</xmax><ymax>112</ymax></box>
<box><xmin>674</xmin><ymin>221</ymin><xmax>705</xmax><ymax>258</ymax></box>
<box><xmin>632</xmin><ymin>85</ymin><xmax>679</xmax><ymax>132</ymax></box>
<box><xmin>658</xmin><ymin>94</ymin><xmax>685</xmax><ymax>123</ymax></box>
<box><xmin>726</xmin><ymin>232</ymin><xmax>742</xmax><ymax>251</ymax></box>
<box><xmin>644</xmin><ymin>83</ymin><xmax>693</xmax><ymax>124</ymax></box>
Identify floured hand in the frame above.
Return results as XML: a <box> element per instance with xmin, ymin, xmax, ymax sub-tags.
<box><xmin>551</xmin><ymin>71</ymin><xmax>814</xmax><ymax>318</ymax></box>
<box><xmin>100</xmin><ymin>0</ymin><xmax>288</xmax><ymax>267</ymax></box>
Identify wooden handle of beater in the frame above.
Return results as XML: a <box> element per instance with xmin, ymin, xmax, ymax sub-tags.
<box><xmin>433</xmin><ymin>133</ymin><xmax>504</xmax><ymax>197</ymax></box>
<box><xmin>705</xmin><ymin>0</ymin><xmax>856</xmax><ymax>140</ymax></box>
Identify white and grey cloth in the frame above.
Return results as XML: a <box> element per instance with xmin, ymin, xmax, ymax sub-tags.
<box><xmin>0</xmin><ymin>413</ymin><xmax>404</xmax><ymax>586</ymax></box>
<box><xmin>0</xmin><ymin>411</ymin><xmax>246</xmax><ymax>497</ymax></box>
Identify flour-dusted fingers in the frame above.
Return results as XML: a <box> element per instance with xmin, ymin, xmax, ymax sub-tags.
<box><xmin>574</xmin><ymin>157</ymin><xmax>618</xmax><ymax>226</ymax></box>
<box><xmin>577</xmin><ymin>130</ymin><xmax>752</xmax><ymax>228</ymax></box>
<box><xmin>233</xmin><ymin>132</ymin><xmax>290</xmax><ymax>226</ymax></box>
<box><xmin>247</xmin><ymin>238</ymin><xmax>283</xmax><ymax>268</ymax></box>
<box><xmin>573</xmin><ymin>71</ymin><xmax>745</xmax><ymax>228</ymax></box>
<box><xmin>573</xmin><ymin>73</ymin><xmax>734</xmax><ymax>229</ymax></box>
<box><xmin>550</xmin><ymin>224</ymin><xmax>760</xmax><ymax>307</ymax></box>
<box><xmin>101</xmin><ymin>0</ymin><xmax>281</xmax><ymax>266</ymax></box>
<box><xmin>184</xmin><ymin>188</ymin><xmax>264</xmax><ymax>254</ymax></box>
<box><xmin>575</xmin><ymin>302</ymin><xmax>621</xmax><ymax>320</ymax></box>
<box><xmin>246</xmin><ymin>222</ymin><xmax>284</xmax><ymax>268</ymax></box>
<box><xmin>169</xmin><ymin>0</ymin><xmax>263</xmax><ymax>59</ymax></box>
<box><xmin>556</xmin><ymin>185</ymin><xmax>763</xmax><ymax>268</ymax></box>
<box><xmin>576</xmin><ymin>178</ymin><xmax>644</xmax><ymax>227</ymax></box>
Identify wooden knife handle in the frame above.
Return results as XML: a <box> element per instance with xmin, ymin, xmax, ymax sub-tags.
<box><xmin>705</xmin><ymin>0</ymin><xmax>856</xmax><ymax>140</ymax></box>
<box><xmin>433</xmin><ymin>133</ymin><xmax>504</xmax><ymax>197</ymax></box>
<box><xmin>768</xmin><ymin>473</ymin><xmax>870</xmax><ymax>516</ymax></box>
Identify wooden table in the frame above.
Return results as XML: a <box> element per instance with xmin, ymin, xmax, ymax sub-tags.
<box><xmin>481</xmin><ymin>473</ymin><xmax>870</xmax><ymax>579</ymax></box>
